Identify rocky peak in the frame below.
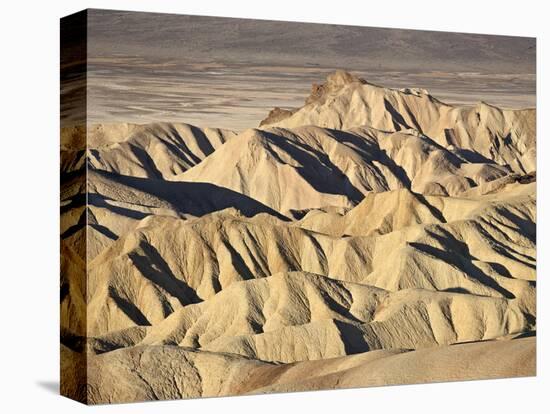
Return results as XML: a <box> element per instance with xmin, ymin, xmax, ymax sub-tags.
<box><xmin>306</xmin><ymin>70</ymin><xmax>367</xmax><ymax>105</ymax></box>
<box><xmin>259</xmin><ymin>107</ymin><xmax>296</xmax><ymax>127</ymax></box>
<box><xmin>259</xmin><ymin>70</ymin><xmax>369</xmax><ymax>126</ymax></box>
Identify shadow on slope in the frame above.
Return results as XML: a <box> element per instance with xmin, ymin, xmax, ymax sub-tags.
<box><xmin>89</xmin><ymin>169</ymin><xmax>290</xmax><ymax>221</ymax></box>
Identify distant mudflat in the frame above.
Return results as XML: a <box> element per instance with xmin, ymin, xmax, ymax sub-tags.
<box><xmin>78</xmin><ymin>10</ymin><xmax>535</xmax><ymax>131</ymax></box>
<box><xmin>83</xmin><ymin>60</ymin><xmax>535</xmax><ymax>130</ymax></box>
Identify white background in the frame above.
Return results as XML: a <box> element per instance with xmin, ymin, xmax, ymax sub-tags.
<box><xmin>0</xmin><ymin>0</ymin><xmax>547</xmax><ymax>412</ymax></box>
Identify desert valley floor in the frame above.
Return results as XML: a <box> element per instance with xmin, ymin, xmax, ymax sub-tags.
<box><xmin>60</xmin><ymin>71</ymin><xmax>536</xmax><ymax>404</ymax></box>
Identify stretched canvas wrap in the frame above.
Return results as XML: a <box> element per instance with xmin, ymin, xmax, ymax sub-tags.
<box><xmin>60</xmin><ymin>9</ymin><xmax>537</xmax><ymax>405</ymax></box>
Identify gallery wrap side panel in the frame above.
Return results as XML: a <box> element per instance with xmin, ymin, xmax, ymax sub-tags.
<box><xmin>60</xmin><ymin>9</ymin><xmax>88</xmax><ymax>404</ymax></box>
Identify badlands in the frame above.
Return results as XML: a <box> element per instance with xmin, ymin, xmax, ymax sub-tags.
<box><xmin>61</xmin><ymin>71</ymin><xmax>536</xmax><ymax>403</ymax></box>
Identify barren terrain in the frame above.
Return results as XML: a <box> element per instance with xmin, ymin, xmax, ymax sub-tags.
<box><xmin>61</xmin><ymin>70</ymin><xmax>536</xmax><ymax>404</ymax></box>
